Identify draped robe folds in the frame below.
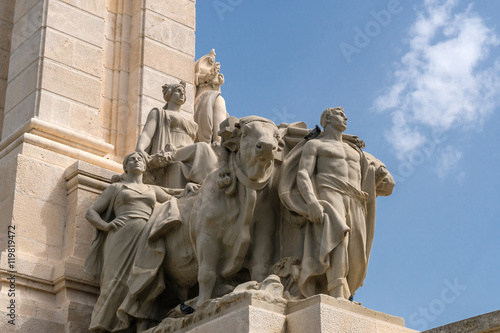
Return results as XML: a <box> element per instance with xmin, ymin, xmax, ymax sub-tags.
<box><xmin>145</xmin><ymin>107</ymin><xmax>218</xmax><ymax>186</ymax></box>
<box><xmin>278</xmin><ymin>138</ymin><xmax>377</xmax><ymax>298</ymax></box>
<box><xmin>124</xmin><ymin>197</ymin><xmax>183</xmax><ymax>318</ymax></box>
<box><xmin>194</xmin><ymin>90</ymin><xmax>228</xmax><ymax>143</ymax></box>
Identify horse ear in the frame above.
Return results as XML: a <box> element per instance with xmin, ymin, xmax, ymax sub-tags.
<box><xmin>218</xmin><ymin>116</ymin><xmax>239</xmax><ymax>140</ymax></box>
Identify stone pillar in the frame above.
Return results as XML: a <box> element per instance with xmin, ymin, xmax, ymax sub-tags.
<box><xmin>0</xmin><ymin>0</ymin><xmax>196</xmax><ymax>331</ymax></box>
<box><xmin>105</xmin><ymin>0</ymin><xmax>196</xmax><ymax>160</ymax></box>
<box><xmin>0</xmin><ymin>0</ymin><xmax>15</xmax><ymax>138</ymax></box>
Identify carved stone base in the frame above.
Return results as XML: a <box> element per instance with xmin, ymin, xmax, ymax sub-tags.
<box><xmin>286</xmin><ymin>295</ymin><xmax>417</xmax><ymax>333</ymax></box>
<box><xmin>147</xmin><ymin>287</ymin><xmax>417</xmax><ymax>333</ymax></box>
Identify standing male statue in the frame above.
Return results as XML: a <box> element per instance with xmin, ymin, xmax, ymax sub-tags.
<box><xmin>279</xmin><ymin>107</ymin><xmax>393</xmax><ymax>300</ymax></box>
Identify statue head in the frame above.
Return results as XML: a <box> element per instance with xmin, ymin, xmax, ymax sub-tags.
<box><xmin>195</xmin><ymin>49</ymin><xmax>224</xmax><ymax>90</ymax></box>
<box><xmin>320</xmin><ymin>107</ymin><xmax>347</xmax><ymax>132</ymax></box>
<box><xmin>162</xmin><ymin>81</ymin><xmax>187</xmax><ymax>108</ymax></box>
<box><xmin>123</xmin><ymin>151</ymin><xmax>146</xmax><ymax>174</ymax></box>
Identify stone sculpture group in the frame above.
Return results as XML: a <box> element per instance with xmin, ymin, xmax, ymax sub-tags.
<box><xmin>84</xmin><ymin>50</ymin><xmax>395</xmax><ymax>332</ymax></box>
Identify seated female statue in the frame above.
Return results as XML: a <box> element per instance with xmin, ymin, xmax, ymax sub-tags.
<box><xmin>136</xmin><ymin>81</ymin><xmax>218</xmax><ymax>188</ymax></box>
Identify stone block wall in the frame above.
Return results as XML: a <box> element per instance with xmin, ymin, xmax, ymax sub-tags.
<box><xmin>0</xmin><ymin>0</ymin><xmax>196</xmax><ymax>331</ymax></box>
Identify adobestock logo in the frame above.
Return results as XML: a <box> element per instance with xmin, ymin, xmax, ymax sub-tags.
<box><xmin>212</xmin><ymin>0</ymin><xmax>244</xmax><ymax>21</ymax></box>
<box><xmin>340</xmin><ymin>0</ymin><xmax>403</xmax><ymax>63</ymax></box>
<box><xmin>409</xmin><ymin>278</ymin><xmax>467</xmax><ymax>331</ymax></box>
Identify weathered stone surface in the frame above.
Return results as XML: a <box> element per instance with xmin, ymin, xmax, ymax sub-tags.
<box><xmin>0</xmin><ymin>313</ymin><xmax>65</xmax><ymax>333</ymax></box>
<box><xmin>0</xmin><ymin>0</ymin><xmax>197</xmax><ymax>331</ymax></box>
<box><xmin>38</xmin><ymin>91</ymin><xmax>100</xmax><ymax>137</ymax></box>
<box><xmin>56</xmin><ymin>0</ymin><xmax>106</xmax><ymax>18</ymax></box>
<box><xmin>144</xmin><ymin>9</ymin><xmax>195</xmax><ymax>56</ymax></box>
<box><xmin>423</xmin><ymin>310</ymin><xmax>500</xmax><ymax>333</ymax></box>
<box><xmin>0</xmin><ymin>0</ymin><xmax>15</xmax><ymax>22</ymax></box>
<box><xmin>146</xmin><ymin>288</ymin><xmax>416</xmax><ymax>333</ymax></box>
<box><xmin>146</xmin><ymin>0</ymin><xmax>196</xmax><ymax>29</ymax></box>
<box><xmin>0</xmin><ymin>77</ymin><xmax>7</xmax><ymax>107</ymax></box>
<box><xmin>10</xmin><ymin>0</ymin><xmax>43</xmax><ymax>51</ymax></box>
<box><xmin>46</xmin><ymin>0</ymin><xmax>104</xmax><ymax>48</ymax></box>
<box><xmin>0</xmin><ymin>49</ymin><xmax>10</xmax><ymax>79</ymax></box>
<box><xmin>0</xmin><ymin>19</ymin><xmax>13</xmax><ymax>51</ymax></box>
<box><xmin>137</xmin><ymin>94</ymin><xmax>164</xmax><ymax>125</ymax></box>
<box><xmin>44</xmin><ymin>28</ymin><xmax>103</xmax><ymax>78</ymax></box>
<box><xmin>287</xmin><ymin>295</ymin><xmax>415</xmax><ymax>333</ymax></box>
<box><xmin>4</xmin><ymin>60</ymin><xmax>38</xmax><ymax>112</ymax></box>
<box><xmin>7</xmin><ymin>29</ymin><xmax>41</xmax><ymax>81</ymax></box>
<box><xmin>142</xmin><ymin>38</ymin><xmax>194</xmax><ymax>83</ymax></box>
<box><xmin>41</xmin><ymin>60</ymin><xmax>101</xmax><ymax>108</ymax></box>
<box><xmin>15</xmin><ymin>154</ymin><xmax>66</xmax><ymax>205</ymax></box>
<box><xmin>13</xmin><ymin>0</ymin><xmax>42</xmax><ymax>23</ymax></box>
<box><xmin>3</xmin><ymin>90</ymin><xmax>36</xmax><ymax>137</ymax></box>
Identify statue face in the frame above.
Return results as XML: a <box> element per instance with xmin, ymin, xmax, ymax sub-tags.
<box><xmin>170</xmin><ymin>87</ymin><xmax>186</xmax><ymax>105</ymax></box>
<box><xmin>324</xmin><ymin>109</ymin><xmax>347</xmax><ymax>132</ymax></box>
<box><xmin>125</xmin><ymin>153</ymin><xmax>146</xmax><ymax>173</ymax></box>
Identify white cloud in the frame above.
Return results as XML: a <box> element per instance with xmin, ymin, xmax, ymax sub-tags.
<box><xmin>374</xmin><ymin>0</ymin><xmax>500</xmax><ymax>164</ymax></box>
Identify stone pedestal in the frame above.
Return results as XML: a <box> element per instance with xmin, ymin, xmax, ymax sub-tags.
<box><xmin>147</xmin><ymin>293</ymin><xmax>418</xmax><ymax>333</ymax></box>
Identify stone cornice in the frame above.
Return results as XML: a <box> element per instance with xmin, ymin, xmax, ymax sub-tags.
<box><xmin>0</xmin><ymin>118</ymin><xmax>121</xmax><ymax>172</ymax></box>
<box><xmin>0</xmin><ymin>269</ymin><xmax>99</xmax><ymax>296</ymax></box>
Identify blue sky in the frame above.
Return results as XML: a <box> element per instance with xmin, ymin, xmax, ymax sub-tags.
<box><xmin>195</xmin><ymin>1</ymin><xmax>500</xmax><ymax>330</ymax></box>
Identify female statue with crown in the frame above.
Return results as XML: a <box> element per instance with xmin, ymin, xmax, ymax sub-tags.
<box><xmin>136</xmin><ymin>80</ymin><xmax>218</xmax><ymax>188</ymax></box>
<box><xmin>194</xmin><ymin>49</ymin><xmax>229</xmax><ymax>144</ymax></box>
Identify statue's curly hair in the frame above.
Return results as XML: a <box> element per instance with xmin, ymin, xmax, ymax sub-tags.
<box><xmin>162</xmin><ymin>81</ymin><xmax>187</xmax><ymax>109</ymax></box>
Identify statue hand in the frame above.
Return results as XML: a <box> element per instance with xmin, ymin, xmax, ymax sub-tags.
<box><xmin>106</xmin><ymin>216</ymin><xmax>127</xmax><ymax>231</ymax></box>
<box><xmin>180</xmin><ymin>182</ymin><xmax>200</xmax><ymax>197</ymax></box>
<box><xmin>164</xmin><ymin>152</ymin><xmax>174</xmax><ymax>163</ymax></box>
<box><xmin>137</xmin><ymin>149</ymin><xmax>152</xmax><ymax>163</ymax></box>
<box><xmin>308</xmin><ymin>201</ymin><xmax>323</xmax><ymax>223</ymax></box>
<box><xmin>149</xmin><ymin>152</ymin><xmax>171</xmax><ymax>168</ymax></box>
<box><xmin>375</xmin><ymin>165</ymin><xmax>388</xmax><ymax>184</ymax></box>
<box><xmin>164</xmin><ymin>143</ymin><xmax>177</xmax><ymax>156</ymax></box>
